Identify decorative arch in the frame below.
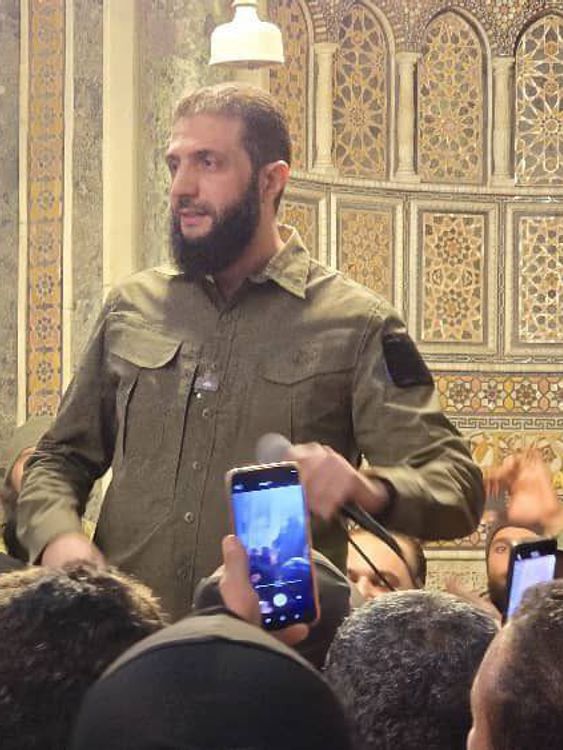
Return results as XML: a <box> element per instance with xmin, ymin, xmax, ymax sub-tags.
<box><xmin>332</xmin><ymin>1</ymin><xmax>391</xmax><ymax>179</ymax></box>
<box><xmin>268</xmin><ymin>0</ymin><xmax>313</xmax><ymax>170</ymax></box>
<box><xmin>515</xmin><ymin>12</ymin><xmax>563</xmax><ymax>185</ymax></box>
<box><xmin>418</xmin><ymin>9</ymin><xmax>486</xmax><ymax>184</ymax></box>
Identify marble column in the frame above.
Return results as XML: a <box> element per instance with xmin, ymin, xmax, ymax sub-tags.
<box><xmin>313</xmin><ymin>42</ymin><xmax>338</xmax><ymax>175</ymax></box>
<box><xmin>395</xmin><ymin>51</ymin><xmax>420</xmax><ymax>182</ymax></box>
<box><xmin>492</xmin><ymin>56</ymin><xmax>515</xmax><ymax>186</ymax></box>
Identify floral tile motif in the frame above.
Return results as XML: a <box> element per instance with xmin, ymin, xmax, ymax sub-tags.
<box><xmin>338</xmin><ymin>207</ymin><xmax>392</xmax><ymax>299</ymax></box>
<box><xmin>27</xmin><ymin>0</ymin><xmax>65</xmax><ymax>417</ymax></box>
<box><xmin>518</xmin><ymin>215</ymin><xmax>563</xmax><ymax>343</ymax></box>
<box><xmin>280</xmin><ymin>200</ymin><xmax>318</xmax><ymax>258</ymax></box>
<box><xmin>269</xmin><ymin>0</ymin><xmax>309</xmax><ymax>170</ymax></box>
<box><xmin>418</xmin><ymin>11</ymin><xmax>483</xmax><ymax>184</ymax></box>
<box><xmin>421</xmin><ymin>212</ymin><xmax>484</xmax><ymax>343</ymax></box>
<box><xmin>332</xmin><ymin>2</ymin><xmax>388</xmax><ymax>178</ymax></box>
<box><xmin>436</xmin><ymin>375</ymin><xmax>563</xmax><ymax>416</ymax></box>
<box><xmin>516</xmin><ymin>14</ymin><xmax>563</xmax><ymax>185</ymax></box>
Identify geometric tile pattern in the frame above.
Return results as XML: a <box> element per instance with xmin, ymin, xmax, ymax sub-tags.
<box><xmin>26</xmin><ymin>0</ymin><xmax>65</xmax><ymax>417</ymax></box>
<box><xmin>333</xmin><ymin>2</ymin><xmax>388</xmax><ymax>178</ymax></box>
<box><xmin>418</xmin><ymin>12</ymin><xmax>483</xmax><ymax>183</ymax></box>
<box><xmin>515</xmin><ymin>14</ymin><xmax>563</xmax><ymax>185</ymax></box>
<box><xmin>421</xmin><ymin>212</ymin><xmax>485</xmax><ymax>343</ymax></box>
<box><xmin>269</xmin><ymin>0</ymin><xmax>309</xmax><ymax>170</ymax></box>
<box><xmin>338</xmin><ymin>207</ymin><xmax>393</xmax><ymax>299</ymax></box>
<box><xmin>436</xmin><ymin>375</ymin><xmax>563</xmax><ymax>416</ymax></box>
<box><xmin>518</xmin><ymin>215</ymin><xmax>563</xmax><ymax>343</ymax></box>
<box><xmin>280</xmin><ymin>199</ymin><xmax>318</xmax><ymax>259</ymax></box>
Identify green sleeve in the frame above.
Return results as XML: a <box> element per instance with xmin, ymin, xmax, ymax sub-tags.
<box><xmin>352</xmin><ymin>310</ymin><xmax>485</xmax><ymax>540</ymax></box>
<box><xmin>17</xmin><ymin>292</ymin><xmax>120</xmax><ymax>562</ymax></box>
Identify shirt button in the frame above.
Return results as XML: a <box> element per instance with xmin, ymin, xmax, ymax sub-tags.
<box><xmin>210</xmin><ymin>362</ymin><xmax>218</xmax><ymax>371</ymax></box>
<box><xmin>183</xmin><ymin>511</ymin><xmax>195</xmax><ymax>524</ymax></box>
<box><xmin>192</xmin><ymin>460</ymin><xmax>201</xmax><ymax>471</ymax></box>
<box><xmin>202</xmin><ymin>407</ymin><xmax>212</xmax><ymax>419</ymax></box>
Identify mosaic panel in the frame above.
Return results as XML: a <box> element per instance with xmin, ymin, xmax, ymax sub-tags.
<box><xmin>418</xmin><ymin>12</ymin><xmax>484</xmax><ymax>184</ymax></box>
<box><xmin>333</xmin><ymin>2</ymin><xmax>388</xmax><ymax>178</ymax></box>
<box><xmin>421</xmin><ymin>212</ymin><xmax>484</xmax><ymax>343</ymax></box>
<box><xmin>280</xmin><ymin>200</ymin><xmax>318</xmax><ymax>258</ymax></box>
<box><xmin>309</xmin><ymin>0</ymin><xmax>563</xmax><ymax>55</ymax></box>
<box><xmin>436</xmin><ymin>375</ymin><xmax>563</xmax><ymax>416</ymax></box>
<box><xmin>26</xmin><ymin>0</ymin><xmax>65</xmax><ymax>417</ymax></box>
<box><xmin>268</xmin><ymin>0</ymin><xmax>309</xmax><ymax>170</ymax></box>
<box><xmin>338</xmin><ymin>207</ymin><xmax>392</xmax><ymax>298</ymax></box>
<box><xmin>425</xmin><ymin>557</ymin><xmax>487</xmax><ymax>595</ymax></box>
<box><xmin>517</xmin><ymin>215</ymin><xmax>563</xmax><ymax>343</ymax></box>
<box><xmin>515</xmin><ymin>14</ymin><xmax>563</xmax><ymax>185</ymax></box>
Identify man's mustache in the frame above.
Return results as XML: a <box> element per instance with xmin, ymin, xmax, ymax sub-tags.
<box><xmin>175</xmin><ymin>196</ymin><xmax>215</xmax><ymax>215</ymax></box>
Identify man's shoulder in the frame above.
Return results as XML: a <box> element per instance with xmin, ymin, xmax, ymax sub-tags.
<box><xmin>306</xmin><ymin>257</ymin><xmax>396</xmax><ymax>320</ymax></box>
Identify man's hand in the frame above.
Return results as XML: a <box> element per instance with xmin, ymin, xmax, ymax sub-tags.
<box><xmin>219</xmin><ymin>535</ymin><xmax>309</xmax><ymax>647</ymax></box>
<box><xmin>40</xmin><ymin>532</ymin><xmax>106</xmax><ymax>569</ymax></box>
<box><xmin>486</xmin><ymin>450</ymin><xmax>563</xmax><ymax>535</ymax></box>
<box><xmin>287</xmin><ymin>442</ymin><xmax>390</xmax><ymax>521</ymax></box>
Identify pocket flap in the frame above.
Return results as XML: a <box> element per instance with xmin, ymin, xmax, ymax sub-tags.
<box><xmin>106</xmin><ymin>315</ymin><xmax>182</xmax><ymax>369</ymax></box>
<box><xmin>262</xmin><ymin>333</ymin><xmax>358</xmax><ymax>384</ymax></box>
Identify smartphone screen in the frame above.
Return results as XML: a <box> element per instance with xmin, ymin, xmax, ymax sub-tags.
<box><xmin>505</xmin><ymin>539</ymin><xmax>557</xmax><ymax>620</ymax></box>
<box><xmin>229</xmin><ymin>463</ymin><xmax>318</xmax><ymax>630</ymax></box>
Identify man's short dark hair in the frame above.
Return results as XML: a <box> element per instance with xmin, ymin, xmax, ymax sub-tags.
<box><xmin>173</xmin><ymin>82</ymin><xmax>291</xmax><ymax>210</ymax></box>
<box><xmin>487</xmin><ymin>580</ymin><xmax>563</xmax><ymax>750</ymax></box>
<box><xmin>0</xmin><ymin>563</ymin><xmax>167</xmax><ymax>750</ymax></box>
<box><xmin>324</xmin><ymin>590</ymin><xmax>497</xmax><ymax>750</ymax></box>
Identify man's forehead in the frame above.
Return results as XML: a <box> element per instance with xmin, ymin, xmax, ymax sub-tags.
<box><xmin>491</xmin><ymin>527</ymin><xmax>540</xmax><ymax>546</ymax></box>
<box><xmin>168</xmin><ymin>113</ymin><xmax>244</xmax><ymax>147</ymax></box>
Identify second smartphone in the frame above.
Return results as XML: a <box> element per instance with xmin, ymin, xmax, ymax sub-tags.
<box><xmin>227</xmin><ymin>462</ymin><xmax>319</xmax><ymax>631</ymax></box>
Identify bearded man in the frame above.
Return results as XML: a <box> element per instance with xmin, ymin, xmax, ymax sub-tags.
<box><xmin>17</xmin><ymin>84</ymin><xmax>484</xmax><ymax>619</ymax></box>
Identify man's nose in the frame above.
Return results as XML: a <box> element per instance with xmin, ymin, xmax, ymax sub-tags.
<box><xmin>170</xmin><ymin>163</ymin><xmax>198</xmax><ymax>199</ymax></box>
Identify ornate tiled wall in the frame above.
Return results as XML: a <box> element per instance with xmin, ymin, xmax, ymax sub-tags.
<box><xmin>26</xmin><ymin>0</ymin><xmax>65</xmax><ymax>417</ymax></box>
<box><xmin>272</xmin><ymin>0</ymin><xmax>563</xmax><ymax>591</ymax></box>
<box><xmin>0</xmin><ymin>0</ymin><xmax>20</xmax><ymax>455</ymax></box>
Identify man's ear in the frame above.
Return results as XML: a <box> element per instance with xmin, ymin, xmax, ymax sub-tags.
<box><xmin>259</xmin><ymin>160</ymin><xmax>290</xmax><ymax>207</ymax></box>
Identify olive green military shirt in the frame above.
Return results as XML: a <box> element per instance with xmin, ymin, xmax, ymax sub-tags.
<box><xmin>18</xmin><ymin>226</ymin><xmax>484</xmax><ymax>619</ymax></box>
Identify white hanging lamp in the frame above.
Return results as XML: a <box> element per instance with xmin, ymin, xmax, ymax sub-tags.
<box><xmin>209</xmin><ymin>0</ymin><xmax>285</xmax><ymax>68</ymax></box>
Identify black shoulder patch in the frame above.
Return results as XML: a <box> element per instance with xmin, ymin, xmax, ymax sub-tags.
<box><xmin>382</xmin><ymin>332</ymin><xmax>434</xmax><ymax>388</ymax></box>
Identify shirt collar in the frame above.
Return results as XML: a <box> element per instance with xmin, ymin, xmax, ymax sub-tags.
<box><xmin>248</xmin><ymin>224</ymin><xmax>309</xmax><ymax>299</ymax></box>
<box><xmin>155</xmin><ymin>224</ymin><xmax>310</xmax><ymax>300</ymax></box>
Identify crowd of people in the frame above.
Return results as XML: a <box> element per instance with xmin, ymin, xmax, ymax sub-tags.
<box><xmin>1</xmin><ymin>81</ymin><xmax>561</xmax><ymax>748</ymax></box>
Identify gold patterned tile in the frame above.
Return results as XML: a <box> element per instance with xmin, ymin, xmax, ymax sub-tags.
<box><xmin>338</xmin><ymin>207</ymin><xmax>393</xmax><ymax>298</ymax></box>
<box><xmin>333</xmin><ymin>3</ymin><xmax>388</xmax><ymax>178</ymax></box>
<box><xmin>418</xmin><ymin>12</ymin><xmax>483</xmax><ymax>184</ymax></box>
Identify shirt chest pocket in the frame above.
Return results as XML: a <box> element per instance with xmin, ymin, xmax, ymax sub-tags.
<box><xmin>106</xmin><ymin>321</ymin><xmax>198</xmax><ymax>515</ymax></box>
<box><xmin>259</xmin><ymin>336</ymin><xmax>357</xmax><ymax>448</ymax></box>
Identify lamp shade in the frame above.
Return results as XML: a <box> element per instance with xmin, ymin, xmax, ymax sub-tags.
<box><xmin>209</xmin><ymin>0</ymin><xmax>284</xmax><ymax>68</ymax></box>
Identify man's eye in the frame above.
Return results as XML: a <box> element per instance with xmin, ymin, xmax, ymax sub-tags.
<box><xmin>167</xmin><ymin>161</ymin><xmax>178</xmax><ymax>175</ymax></box>
<box><xmin>203</xmin><ymin>157</ymin><xmax>216</xmax><ymax>169</ymax></box>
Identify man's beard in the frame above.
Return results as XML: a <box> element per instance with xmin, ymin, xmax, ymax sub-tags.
<box><xmin>488</xmin><ymin>575</ymin><xmax>508</xmax><ymax>615</ymax></box>
<box><xmin>170</xmin><ymin>173</ymin><xmax>261</xmax><ymax>281</ymax></box>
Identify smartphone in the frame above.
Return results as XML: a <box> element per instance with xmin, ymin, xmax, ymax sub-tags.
<box><xmin>227</xmin><ymin>462</ymin><xmax>319</xmax><ymax>631</ymax></box>
<box><xmin>504</xmin><ymin>538</ymin><xmax>557</xmax><ymax>621</ymax></box>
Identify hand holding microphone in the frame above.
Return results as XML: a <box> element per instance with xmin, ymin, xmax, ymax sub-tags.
<box><xmin>256</xmin><ymin>433</ymin><xmax>391</xmax><ymax>522</ymax></box>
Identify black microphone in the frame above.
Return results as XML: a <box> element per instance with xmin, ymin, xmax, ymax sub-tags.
<box><xmin>254</xmin><ymin>433</ymin><xmax>405</xmax><ymax>561</ymax></box>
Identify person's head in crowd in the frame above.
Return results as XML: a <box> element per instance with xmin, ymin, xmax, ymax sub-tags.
<box><xmin>347</xmin><ymin>526</ymin><xmax>426</xmax><ymax>599</ymax></box>
<box><xmin>71</xmin><ymin>611</ymin><xmax>352</xmax><ymax>750</ymax></box>
<box><xmin>324</xmin><ymin>590</ymin><xmax>497</xmax><ymax>750</ymax></box>
<box><xmin>167</xmin><ymin>82</ymin><xmax>291</xmax><ymax>281</ymax></box>
<box><xmin>194</xmin><ymin>542</ymin><xmax>352</xmax><ymax>668</ymax></box>
<box><xmin>0</xmin><ymin>416</ymin><xmax>52</xmax><ymax>561</ymax></box>
<box><xmin>468</xmin><ymin>580</ymin><xmax>563</xmax><ymax>750</ymax></box>
<box><xmin>0</xmin><ymin>563</ymin><xmax>167</xmax><ymax>750</ymax></box>
<box><xmin>485</xmin><ymin>514</ymin><xmax>542</xmax><ymax>614</ymax></box>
